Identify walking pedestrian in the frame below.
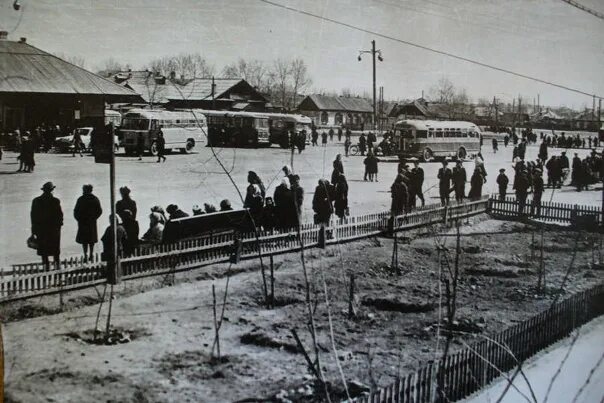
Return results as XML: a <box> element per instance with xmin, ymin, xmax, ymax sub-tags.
<box><xmin>538</xmin><ymin>140</ymin><xmax>548</xmax><ymax>163</ymax></box>
<box><xmin>311</xmin><ymin>129</ymin><xmax>318</xmax><ymax>146</ymax></box>
<box><xmin>492</xmin><ymin>138</ymin><xmax>498</xmax><ymax>153</ymax></box>
<box><xmin>156</xmin><ymin>128</ymin><xmax>166</xmax><ymax>163</ymax></box>
<box><xmin>31</xmin><ymin>182</ymin><xmax>63</xmax><ymax>270</ymax></box>
<box><xmin>452</xmin><ymin>160</ymin><xmax>467</xmax><ymax>203</ymax></box>
<box><xmin>344</xmin><ymin>137</ymin><xmax>351</xmax><ymax>157</ymax></box>
<box><xmin>321</xmin><ymin>131</ymin><xmax>328</xmax><ymax>147</ymax></box>
<box><xmin>329</xmin><ymin>127</ymin><xmax>334</xmax><ymax>142</ymax></box>
<box><xmin>437</xmin><ymin>160</ymin><xmax>453</xmax><ymax>206</ymax></box>
<box><xmin>337</xmin><ymin>127</ymin><xmax>343</xmax><ymax>142</ymax></box>
<box><xmin>73</xmin><ymin>184</ymin><xmax>102</xmax><ymax>261</ymax></box>
<box><xmin>496</xmin><ymin>168</ymin><xmax>509</xmax><ymax>200</ymax></box>
<box><xmin>72</xmin><ymin>129</ymin><xmax>84</xmax><ymax>157</ymax></box>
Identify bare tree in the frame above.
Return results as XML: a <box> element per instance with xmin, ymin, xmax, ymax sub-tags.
<box><xmin>97</xmin><ymin>57</ymin><xmax>126</xmax><ymax>77</ymax></box>
<box><xmin>222</xmin><ymin>58</ymin><xmax>271</xmax><ymax>92</ymax></box>
<box><xmin>290</xmin><ymin>58</ymin><xmax>311</xmax><ymax>109</ymax></box>
<box><xmin>148</xmin><ymin>53</ymin><xmax>214</xmax><ymax>79</ymax></box>
<box><xmin>272</xmin><ymin>59</ymin><xmax>291</xmax><ymax>111</ymax></box>
<box><xmin>430</xmin><ymin>77</ymin><xmax>473</xmax><ymax>119</ymax></box>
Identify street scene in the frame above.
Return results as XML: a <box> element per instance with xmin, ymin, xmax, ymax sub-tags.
<box><xmin>0</xmin><ymin>0</ymin><xmax>603</xmax><ymax>402</ymax></box>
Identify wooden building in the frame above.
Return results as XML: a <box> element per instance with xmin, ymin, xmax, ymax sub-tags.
<box><xmin>0</xmin><ymin>32</ymin><xmax>141</xmax><ymax>132</ymax></box>
<box><xmin>297</xmin><ymin>94</ymin><xmax>373</xmax><ymax>130</ymax></box>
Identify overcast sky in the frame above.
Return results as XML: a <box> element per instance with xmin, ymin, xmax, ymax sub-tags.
<box><xmin>1</xmin><ymin>0</ymin><xmax>603</xmax><ymax>109</ymax></box>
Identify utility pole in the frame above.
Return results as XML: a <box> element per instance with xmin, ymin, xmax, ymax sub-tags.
<box><xmin>212</xmin><ymin>76</ymin><xmax>216</xmax><ymax>110</ymax></box>
<box><xmin>592</xmin><ymin>95</ymin><xmax>596</xmax><ymax>123</ymax></box>
<box><xmin>538</xmin><ymin>94</ymin><xmax>540</xmax><ymax>113</ymax></box>
<box><xmin>493</xmin><ymin>96</ymin><xmax>499</xmax><ymax>133</ymax></box>
<box><xmin>358</xmin><ymin>40</ymin><xmax>383</xmax><ymax>132</ymax></box>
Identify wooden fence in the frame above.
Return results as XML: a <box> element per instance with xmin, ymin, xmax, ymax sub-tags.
<box><xmin>0</xmin><ymin>198</ymin><xmax>489</xmax><ymax>303</ymax></box>
<box><xmin>352</xmin><ymin>283</ymin><xmax>604</xmax><ymax>403</ymax></box>
<box><xmin>489</xmin><ymin>196</ymin><xmax>602</xmax><ymax>226</ymax></box>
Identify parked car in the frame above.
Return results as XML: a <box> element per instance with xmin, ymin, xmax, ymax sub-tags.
<box><xmin>55</xmin><ymin>127</ymin><xmax>118</xmax><ymax>153</ymax></box>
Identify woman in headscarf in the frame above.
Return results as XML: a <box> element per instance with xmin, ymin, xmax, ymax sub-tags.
<box><xmin>333</xmin><ymin>173</ymin><xmax>349</xmax><ymax>219</ymax></box>
<box><xmin>246</xmin><ymin>171</ymin><xmax>266</xmax><ymax>200</ymax></box>
<box><xmin>246</xmin><ymin>184</ymin><xmax>265</xmax><ymax>227</ymax></box>
<box><xmin>468</xmin><ymin>167</ymin><xmax>485</xmax><ymax>201</ymax></box>
<box><xmin>331</xmin><ymin>154</ymin><xmax>344</xmax><ymax>185</ymax></box>
<box><xmin>150</xmin><ymin>205</ymin><xmax>168</xmax><ymax>225</ymax></box>
<box><xmin>142</xmin><ymin>212</ymin><xmax>164</xmax><ymax>244</ymax></box>
<box><xmin>312</xmin><ymin>179</ymin><xmax>333</xmax><ymax>225</ymax></box>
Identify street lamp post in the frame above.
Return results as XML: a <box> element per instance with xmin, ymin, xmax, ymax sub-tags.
<box><xmin>358</xmin><ymin>40</ymin><xmax>383</xmax><ymax>131</ymax></box>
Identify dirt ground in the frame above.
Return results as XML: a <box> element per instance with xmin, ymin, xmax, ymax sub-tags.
<box><xmin>2</xmin><ymin>218</ymin><xmax>603</xmax><ymax>402</ymax></box>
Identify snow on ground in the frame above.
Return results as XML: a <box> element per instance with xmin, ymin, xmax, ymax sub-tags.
<box><xmin>0</xmin><ymin>141</ymin><xmax>601</xmax><ymax>266</ymax></box>
<box><xmin>463</xmin><ymin>315</ymin><xmax>604</xmax><ymax>403</ymax></box>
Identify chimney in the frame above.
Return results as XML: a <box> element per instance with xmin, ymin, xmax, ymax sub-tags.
<box><xmin>0</xmin><ymin>31</ymin><xmax>8</xmax><ymax>40</ymax></box>
<box><xmin>19</xmin><ymin>37</ymin><xmax>26</xmax><ymax>43</ymax></box>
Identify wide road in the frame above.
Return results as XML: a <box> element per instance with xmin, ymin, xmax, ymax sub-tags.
<box><xmin>0</xmin><ymin>140</ymin><xmax>601</xmax><ymax>266</ymax></box>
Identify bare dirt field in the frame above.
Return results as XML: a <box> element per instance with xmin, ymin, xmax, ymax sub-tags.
<box><xmin>2</xmin><ymin>218</ymin><xmax>603</xmax><ymax>402</ymax></box>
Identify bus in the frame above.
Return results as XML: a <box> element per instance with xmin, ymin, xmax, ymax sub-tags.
<box><xmin>204</xmin><ymin>111</ymin><xmax>270</xmax><ymax>148</ymax></box>
<box><xmin>120</xmin><ymin>109</ymin><xmax>206</xmax><ymax>155</ymax></box>
<box><xmin>268</xmin><ymin>113</ymin><xmax>313</xmax><ymax>148</ymax></box>
<box><xmin>394</xmin><ymin>120</ymin><xmax>482</xmax><ymax>161</ymax></box>
<box><xmin>599</xmin><ymin>123</ymin><xmax>604</xmax><ymax>142</ymax></box>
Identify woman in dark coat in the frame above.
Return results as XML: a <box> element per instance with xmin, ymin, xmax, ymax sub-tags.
<box><xmin>331</xmin><ymin>154</ymin><xmax>344</xmax><ymax>185</ymax></box>
<box><xmin>312</xmin><ymin>179</ymin><xmax>333</xmax><ymax>225</ymax></box>
<box><xmin>334</xmin><ymin>173</ymin><xmax>349</xmax><ymax>219</ymax></box>
<box><xmin>31</xmin><ymin>182</ymin><xmax>63</xmax><ymax>270</ymax></box>
<box><xmin>74</xmin><ymin>184</ymin><xmax>103</xmax><ymax>261</ymax></box>
<box><xmin>273</xmin><ymin>178</ymin><xmax>293</xmax><ymax>229</ymax></box>
<box><xmin>390</xmin><ymin>174</ymin><xmax>408</xmax><ymax>216</ymax></box>
<box><xmin>120</xmin><ymin>209</ymin><xmax>139</xmax><ymax>257</ymax></box>
<box><xmin>468</xmin><ymin>168</ymin><xmax>485</xmax><ymax>201</ymax></box>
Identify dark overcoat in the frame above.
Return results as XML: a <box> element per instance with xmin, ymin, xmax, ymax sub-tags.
<box><xmin>74</xmin><ymin>193</ymin><xmax>102</xmax><ymax>244</ymax></box>
<box><xmin>31</xmin><ymin>193</ymin><xmax>63</xmax><ymax>256</ymax></box>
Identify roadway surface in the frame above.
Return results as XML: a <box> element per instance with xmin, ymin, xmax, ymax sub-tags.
<box><xmin>0</xmin><ymin>140</ymin><xmax>601</xmax><ymax>266</ymax></box>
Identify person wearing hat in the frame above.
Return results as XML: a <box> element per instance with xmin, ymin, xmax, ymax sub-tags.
<box><xmin>410</xmin><ymin>159</ymin><xmax>425</xmax><ymax>207</ymax></box>
<box><xmin>192</xmin><ymin>205</ymin><xmax>204</xmax><ymax>216</ymax></box>
<box><xmin>219</xmin><ymin>199</ymin><xmax>233</xmax><ymax>211</ymax></box>
<box><xmin>116</xmin><ymin>186</ymin><xmax>137</xmax><ymax>221</ymax></box>
<box><xmin>390</xmin><ymin>173</ymin><xmax>408</xmax><ymax>217</ymax></box>
<box><xmin>166</xmin><ymin>204</ymin><xmax>189</xmax><ymax>220</ymax></box>
<box><xmin>452</xmin><ymin>160</ymin><xmax>467</xmax><ymax>203</ymax></box>
<box><xmin>559</xmin><ymin>151</ymin><xmax>570</xmax><ymax>184</ymax></box>
<box><xmin>30</xmin><ymin>182</ymin><xmax>64</xmax><ymax>270</ymax></box>
<box><xmin>437</xmin><ymin>159</ymin><xmax>453</xmax><ymax>206</ymax></box>
<box><xmin>496</xmin><ymin>169</ymin><xmax>509</xmax><ymax>200</ymax></box>
<box><xmin>73</xmin><ymin>184</ymin><xmax>103</xmax><ymax>261</ymax></box>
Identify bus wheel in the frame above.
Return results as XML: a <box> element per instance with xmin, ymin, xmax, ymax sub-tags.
<box><xmin>457</xmin><ymin>147</ymin><xmax>467</xmax><ymax>160</ymax></box>
<box><xmin>422</xmin><ymin>148</ymin><xmax>434</xmax><ymax>162</ymax></box>
<box><xmin>150</xmin><ymin>141</ymin><xmax>159</xmax><ymax>156</ymax></box>
<box><xmin>181</xmin><ymin>139</ymin><xmax>195</xmax><ymax>154</ymax></box>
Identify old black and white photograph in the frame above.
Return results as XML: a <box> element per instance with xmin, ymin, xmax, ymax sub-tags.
<box><xmin>0</xmin><ymin>0</ymin><xmax>603</xmax><ymax>402</ymax></box>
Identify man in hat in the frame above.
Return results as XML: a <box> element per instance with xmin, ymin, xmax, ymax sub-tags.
<box><xmin>437</xmin><ymin>159</ymin><xmax>453</xmax><ymax>206</ymax></box>
<box><xmin>31</xmin><ymin>182</ymin><xmax>63</xmax><ymax>270</ymax></box>
<box><xmin>452</xmin><ymin>160</ymin><xmax>467</xmax><ymax>203</ymax></box>
<box><xmin>410</xmin><ymin>159</ymin><xmax>425</xmax><ymax>207</ymax></box>
<box><xmin>496</xmin><ymin>169</ymin><xmax>509</xmax><ymax>200</ymax></box>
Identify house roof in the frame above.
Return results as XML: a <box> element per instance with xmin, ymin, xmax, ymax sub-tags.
<box><xmin>115</xmin><ymin>71</ymin><xmax>265</xmax><ymax>105</ymax></box>
<box><xmin>0</xmin><ymin>40</ymin><xmax>140</xmax><ymax>98</ymax></box>
<box><xmin>299</xmin><ymin>94</ymin><xmax>373</xmax><ymax>113</ymax></box>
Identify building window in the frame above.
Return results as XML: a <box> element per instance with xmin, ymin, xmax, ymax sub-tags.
<box><xmin>321</xmin><ymin>111</ymin><xmax>328</xmax><ymax>125</ymax></box>
<box><xmin>335</xmin><ymin>112</ymin><xmax>343</xmax><ymax>125</ymax></box>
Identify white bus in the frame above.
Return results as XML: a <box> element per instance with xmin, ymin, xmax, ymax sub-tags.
<box><xmin>394</xmin><ymin>119</ymin><xmax>482</xmax><ymax>161</ymax></box>
<box><xmin>120</xmin><ymin>109</ymin><xmax>206</xmax><ymax>155</ymax></box>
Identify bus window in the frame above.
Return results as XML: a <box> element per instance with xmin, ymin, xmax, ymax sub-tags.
<box><xmin>122</xmin><ymin>117</ymin><xmax>150</xmax><ymax>130</ymax></box>
<box><xmin>150</xmin><ymin>119</ymin><xmax>159</xmax><ymax>131</ymax></box>
<box><xmin>435</xmin><ymin>129</ymin><xmax>443</xmax><ymax>138</ymax></box>
<box><xmin>416</xmin><ymin>130</ymin><xmax>427</xmax><ymax>138</ymax></box>
<box><xmin>455</xmin><ymin>130</ymin><xmax>462</xmax><ymax>138</ymax></box>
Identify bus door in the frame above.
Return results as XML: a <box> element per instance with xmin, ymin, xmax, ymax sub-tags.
<box><xmin>398</xmin><ymin>127</ymin><xmax>413</xmax><ymax>151</ymax></box>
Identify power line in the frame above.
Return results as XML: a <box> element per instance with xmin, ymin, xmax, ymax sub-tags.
<box><xmin>560</xmin><ymin>0</ymin><xmax>604</xmax><ymax>20</ymax></box>
<box><xmin>257</xmin><ymin>0</ymin><xmax>602</xmax><ymax>99</ymax></box>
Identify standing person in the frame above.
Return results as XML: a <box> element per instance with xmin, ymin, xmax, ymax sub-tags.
<box><xmin>333</xmin><ymin>173</ymin><xmax>349</xmax><ymax>219</ymax></box>
<box><xmin>515</xmin><ymin>169</ymin><xmax>530</xmax><ymax>215</ymax></box>
<box><xmin>331</xmin><ymin>154</ymin><xmax>344</xmax><ymax>184</ymax></box>
<box><xmin>468</xmin><ymin>167</ymin><xmax>485</xmax><ymax>201</ymax></box>
<box><xmin>290</xmin><ymin>175</ymin><xmax>304</xmax><ymax>226</ymax></box>
<box><xmin>364</xmin><ymin>150</ymin><xmax>379</xmax><ymax>182</ymax></box>
<box><xmin>21</xmin><ymin>135</ymin><xmax>35</xmax><ymax>173</ymax></box>
<box><xmin>559</xmin><ymin>151</ymin><xmax>570</xmax><ymax>184</ymax></box>
<box><xmin>311</xmin><ymin>128</ymin><xmax>319</xmax><ymax>146</ymax></box>
<box><xmin>312</xmin><ymin>179</ymin><xmax>333</xmax><ymax>225</ymax></box>
<box><xmin>571</xmin><ymin>152</ymin><xmax>582</xmax><ymax>187</ymax></box>
<box><xmin>496</xmin><ymin>169</ymin><xmax>509</xmax><ymax>200</ymax></box>
<box><xmin>273</xmin><ymin>178</ymin><xmax>292</xmax><ymax>229</ymax></box>
<box><xmin>247</xmin><ymin>171</ymin><xmax>266</xmax><ymax>200</ymax></box>
<box><xmin>136</xmin><ymin>132</ymin><xmax>145</xmax><ymax>160</ymax></box>
<box><xmin>518</xmin><ymin>139</ymin><xmax>527</xmax><ymax>160</ymax></box>
<box><xmin>142</xmin><ymin>212</ymin><xmax>164</xmax><ymax>244</ymax></box>
<box><xmin>245</xmin><ymin>184</ymin><xmax>265</xmax><ymax>226</ymax></box>
<box><xmin>100</xmin><ymin>214</ymin><xmax>127</xmax><ymax>262</ymax></box>
<box><xmin>156</xmin><ymin>128</ymin><xmax>166</xmax><ymax>163</ymax></box>
<box><xmin>390</xmin><ymin>174</ymin><xmax>408</xmax><ymax>216</ymax></box>
<box><xmin>531</xmin><ymin>168</ymin><xmax>544</xmax><ymax>217</ymax></box>
<box><xmin>337</xmin><ymin>127</ymin><xmax>343</xmax><ymax>142</ymax></box>
<box><xmin>116</xmin><ymin>186</ymin><xmax>137</xmax><ymax>222</ymax></box>
<box><xmin>72</xmin><ymin>129</ymin><xmax>83</xmax><ymax>157</ymax></box>
<box><xmin>503</xmin><ymin>134</ymin><xmax>509</xmax><ymax>148</ymax></box>
<box><xmin>410</xmin><ymin>159</ymin><xmax>425</xmax><ymax>207</ymax></box>
<box><xmin>344</xmin><ymin>136</ymin><xmax>351</xmax><ymax>157</ymax></box>
<box><xmin>452</xmin><ymin>160</ymin><xmax>467</xmax><ymax>203</ymax></box>
<box><xmin>368</xmin><ymin>131</ymin><xmax>376</xmax><ymax>151</ymax></box>
<box><xmin>437</xmin><ymin>160</ymin><xmax>453</xmax><ymax>206</ymax></box>
<box><xmin>120</xmin><ymin>209</ymin><xmax>139</xmax><ymax>257</ymax></box>
<box><xmin>31</xmin><ymin>182</ymin><xmax>63</xmax><ymax>270</ymax></box>
<box><xmin>166</xmin><ymin>204</ymin><xmax>189</xmax><ymax>220</ymax></box>
<box><xmin>538</xmin><ymin>140</ymin><xmax>548</xmax><ymax>163</ymax></box>
<box><xmin>359</xmin><ymin>133</ymin><xmax>367</xmax><ymax>156</ymax></box>
<box><xmin>328</xmin><ymin>127</ymin><xmax>334</xmax><ymax>142</ymax></box>
<box><xmin>492</xmin><ymin>138</ymin><xmax>498</xmax><ymax>153</ymax></box>
<box><xmin>321</xmin><ymin>131</ymin><xmax>328</xmax><ymax>147</ymax></box>
<box><xmin>73</xmin><ymin>184</ymin><xmax>103</xmax><ymax>261</ymax></box>
<box><xmin>297</xmin><ymin>129</ymin><xmax>306</xmax><ymax>154</ymax></box>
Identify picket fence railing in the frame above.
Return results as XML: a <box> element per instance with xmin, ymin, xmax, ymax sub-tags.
<box><xmin>351</xmin><ymin>283</ymin><xmax>604</xmax><ymax>403</ymax></box>
<box><xmin>0</xmin><ymin>197</ymin><xmax>489</xmax><ymax>302</ymax></box>
<box><xmin>489</xmin><ymin>196</ymin><xmax>602</xmax><ymax>226</ymax></box>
